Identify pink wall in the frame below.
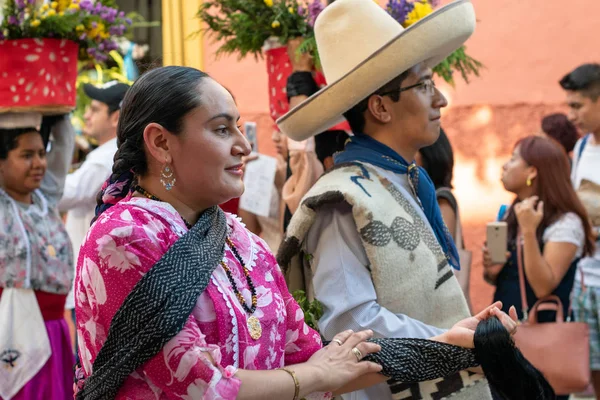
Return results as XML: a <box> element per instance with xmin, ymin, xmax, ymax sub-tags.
<box><xmin>202</xmin><ymin>0</ymin><xmax>600</xmax><ymax>312</ymax></box>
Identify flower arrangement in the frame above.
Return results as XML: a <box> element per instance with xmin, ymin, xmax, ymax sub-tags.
<box><xmin>0</xmin><ymin>0</ymin><xmax>132</xmax><ymax>62</ymax></box>
<box><xmin>198</xmin><ymin>0</ymin><xmax>483</xmax><ymax>85</ymax></box>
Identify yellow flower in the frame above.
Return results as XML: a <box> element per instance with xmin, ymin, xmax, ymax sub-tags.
<box><xmin>30</xmin><ymin>19</ymin><xmax>41</xmax><ymax>28</ymax></box>
<box><xmin>50</xmin><ymin>1</ymin><xmax>58</xmax><ymax>9</ymax></box>
<box><xmin>58</xmin><ymin>0</ymin><xmax>70</xmax><ymax>12</ymax></box>
<box><xmin>41</xmin><ymin>3</ymin><xmax>49</xmax><ymax>11</ymax></box>
<box><xmin>271</xmin><ymin>20</ymin><xmax>280</xmax><ymax>28</ymax></box>
<box><xmin>288</xmin><ymin>7</ymin><xmax>294</xmax><ymax>13</ymax></box>
<box><xmin>59</xmin><ymin>11</ymin><xmax>64</xmax><ymax>16</ymax></box>
<box><xmin>404</xmin><ymin>1</ymin><xmax>433</xmax><ymax>27</ymax></box>
<box><xmin>46</xmin><ymin>9</ymin><xmax>57</xmax><ymax>16</ymax></box>
<box><xmin>68</xmin><ymin>3</ymin><xmax>80</xmax><ymax>10</ymax></box>
<box><xmin>76</xmin><ymin>24</ymin><xmax>85</xmax><ymax>31</ymax></box>
<box><xmin>87</xmin><ymin>22</ymin><xmax>107</xmax><ymax>39</ymax></box>
<box><xmin>263</xmin><ymin>0</ymin><xmax>273</xmax><ymax>7</ymax></box>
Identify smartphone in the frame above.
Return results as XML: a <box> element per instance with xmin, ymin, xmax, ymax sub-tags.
<box><xmin>244</xmin><ymin>122</ymin><xmax>258</xmax><ymax>151</ymax></box>
<box><xmin>486</xmin><ymin>221</ymin><xmax>508</xmax><ymax>264</ymax></box>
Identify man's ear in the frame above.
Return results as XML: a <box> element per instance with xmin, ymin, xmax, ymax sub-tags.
<box><xmin>367</xmin><ymin>95</ymin><xmax>392</xmax><ymax>124</ymax></box>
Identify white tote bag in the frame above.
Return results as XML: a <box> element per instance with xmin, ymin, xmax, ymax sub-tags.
<box><xmin>0</xmin><ymin>288</ymin><xmax>51</xmax><ymax>400</ymax></box>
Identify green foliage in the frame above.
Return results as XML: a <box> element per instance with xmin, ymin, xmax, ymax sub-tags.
<box><xmin>432</xmin><ymin>45</ymin><xmax>484</xmax><ymax>87</ymax></box>
<box><xmin>1</xmin><ymin>0</ymin><xmax>132</xmax><ymax>63</ymax></box>
<box><xmin>197</xmin><ymin>0</ymin><xmax>483</xmax><ymax>85</ymax></box>
<box><xmin>198</xmin><ymin>0</ymin><xmax>310</xmax><ymax>60</ymax></box>
<box><xmin>292</xmin><ymin>290</ymin><xmax>323</xmax><ymax>332</ymax></box>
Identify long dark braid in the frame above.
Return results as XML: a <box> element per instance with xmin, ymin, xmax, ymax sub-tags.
<box><xmin>92</xmin><ymin>66</ymin><xmax>209</xmax><ymax>223</ymax></box>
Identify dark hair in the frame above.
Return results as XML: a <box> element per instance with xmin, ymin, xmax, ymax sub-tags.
<box><xmin>418</xmin><ymin>128</ymin><xmax>454</xmax><ymax>189</ymax></box>
<box><xmin>474</xmin><ymin>316</ymin><xmax>555</xmax><ymax>400</ymax></box>
<box><xmin>542</xmin><ymin>113</ymin><xmax>579</xmax><ymax>153</ymax></box>
<box><xmin>342</xmin><ymin>70</ymin><xmax>410</xmax><ymax>134</ymax></box>
<box><xmin>505</xmin><ymin>136</ymin><xmax>595</xmax><ymax>256</ymax></box>
<box><xmin>559</xmin><ymin>63</ymin><xmax>600</xmax><ymax>101</ymax></box>
<box><xmin>540</xmin><ymin>113</ymin><xmax>579</xmax><ymax>153</ymax></box>
<box><xmin>314</xmin><ymin>129</ymin><xmax>350</xmax><ymax>164</ymax></box>
<box><xmin>95</xmin><ymin>66</ymin><xmax>210</xmax><ymax>217</ymax></box>
<box><xmin>0</xmin><ymin>128</ymin><xmax>38</xmax><ymax>159</ymax></box>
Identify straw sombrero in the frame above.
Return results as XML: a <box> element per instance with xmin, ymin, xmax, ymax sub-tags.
<box><xmin>277</xmin><ymin>0</ymin><xmax>476</xmax><ymax>141</ymax></box>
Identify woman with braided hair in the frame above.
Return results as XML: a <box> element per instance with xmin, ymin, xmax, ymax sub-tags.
<box><xmin>73</xmin><ymin>66</ymin><xmax>523</xmax><ymax>400</ymax></box>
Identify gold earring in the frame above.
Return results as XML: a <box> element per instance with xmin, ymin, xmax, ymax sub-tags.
<box><xmin>160</xmin><ymin>163</ymin><xmax>176</xmax><ymax>191</ymax></box>
<box><xmin>526</xmin><ymin>177</ymin><xmax>532</xmax><ymax>187</ymax></box>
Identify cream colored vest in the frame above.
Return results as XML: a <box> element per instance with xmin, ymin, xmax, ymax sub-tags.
<box><xmin>278</xmin><ymin>163</ymin><xmax>491</xmax><ymax>400</ymax></box>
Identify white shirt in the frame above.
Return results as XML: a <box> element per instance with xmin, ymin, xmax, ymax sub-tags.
<box><xmin>305</xmin><ymin>165</ymin><xmax>446</xmax><ymax>400</ymax></box>
<box><xmin>59</xmin><ymin>138</ymin><xmax>117</xmax><ymax>309</ymax></box>
<box><xmin>571</xmin><ymin>135</ymin><xmax>600</xmax><ymax>287</ymax></box>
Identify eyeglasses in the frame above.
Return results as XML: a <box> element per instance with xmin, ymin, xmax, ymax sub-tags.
<box><xmin>379</xmin><ymin>78</ymin><xmax>437</xmax><ymax>97</ymax></box>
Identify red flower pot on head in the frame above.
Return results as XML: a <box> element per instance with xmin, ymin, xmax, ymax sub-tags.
<box><xmin>265</xmin><ymin>45</ymin><xmax>350</xmax><ymax>132</ymax></box>
<box><xmin>0</xmin><ymin>38</ymin><xmax>79</xmax><ymax>114</ymax></box>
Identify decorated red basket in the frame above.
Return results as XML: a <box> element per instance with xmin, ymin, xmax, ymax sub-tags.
<box><xmin>0</xmin><ymin>38</ymin><xmax>79</xmax><ymax>114</ymax></box>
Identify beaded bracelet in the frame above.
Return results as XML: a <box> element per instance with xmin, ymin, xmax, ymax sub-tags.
<box><xmin>279</xmin><ymin>367</ymin><xmax>300</xmax><ymax>400</ymax></box>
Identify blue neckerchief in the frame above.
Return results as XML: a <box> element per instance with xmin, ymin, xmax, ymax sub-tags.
<box><xmin>334</xmin><ymin>133</ymin><xmax>460</xmax><ymax>270</ymax></box>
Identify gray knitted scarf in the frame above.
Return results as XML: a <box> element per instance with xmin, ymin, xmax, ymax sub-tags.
<box><xmin>76</xmin><ymin>206</ymin><xmax>227</xmax><ymax>400</ymax></box>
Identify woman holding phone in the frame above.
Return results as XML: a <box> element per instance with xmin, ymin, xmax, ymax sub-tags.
<box><xmin>483</xmin><ymin>136</ymin><xmax>594</xmax><ymax>329</ymax></box>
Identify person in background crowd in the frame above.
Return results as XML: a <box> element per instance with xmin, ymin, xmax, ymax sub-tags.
<box><xmin>0</xmin><ymin>113</ymin><xmax>75</xmax><ymax>399</ymax></box>
<box><xmin>238</xmin><ymin>129</ymin><xmax>288</xmax><ymax>252</ymax></box>
<box><xmin>561</xmin><ymin>63</ymin><xmax>600</xmax><ymax>396</ymax></box>
<box><xmin>416</xmin><ymin>128</ymin><xmax>471</xmax><ymax>310</ymax></box>
<box><xmin>282</xmin><ymin>37</ymin><xmax>346</xmax><ymax>231</ymax></box>
<box><xmin>538</xmin><ymin>113</ymin><xmax>580</xmax><ymax>160</ymax></box>
<box><xmin>58</xmin><ymin>81</ymin><xmax>128</xmax><ymax>321</ymax></box>
<box><xmin>483</xmin><ymin>135</ymin><xmax>595</xmax><ymax>400</ymax></box>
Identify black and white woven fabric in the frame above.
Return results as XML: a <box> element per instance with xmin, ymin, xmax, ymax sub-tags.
<box><xmin>364</xmin><ymin>338</ymin><xmax>478</xmax><ymax>382</ymax></box>
<box><xmin>76</xmin><ymin>206</ymin><xmax>227</xmax><ymax>400</ymax></box>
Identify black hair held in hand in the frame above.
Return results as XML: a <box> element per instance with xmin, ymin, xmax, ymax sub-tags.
<box><xmin>474</xmin><ymin>316</ymin><xmax>555</xmax><ymax>400</ymax></box>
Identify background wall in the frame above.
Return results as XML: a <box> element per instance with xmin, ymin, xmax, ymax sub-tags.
<box><xmin>201</xmin><ymin>0</ymin><xmax>600</xmax><ymax>312</ymax></box>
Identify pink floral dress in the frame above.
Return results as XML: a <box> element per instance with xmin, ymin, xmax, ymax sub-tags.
<box><xmin>75</xmin><ymin>196</ymin><xmax>330</xmax><ymax>399</ymax></box>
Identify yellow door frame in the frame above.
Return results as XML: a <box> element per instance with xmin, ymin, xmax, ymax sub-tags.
<box><xmin>161</xmin><ymin>0</ymin><xmax>204</xmax><ymax>69</ymax></box>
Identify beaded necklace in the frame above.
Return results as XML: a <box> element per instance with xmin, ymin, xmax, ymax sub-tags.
<box><xmin>133</xmin><ymin>185</ymin><xmax>262</xmax><ymax>339</ymax></box>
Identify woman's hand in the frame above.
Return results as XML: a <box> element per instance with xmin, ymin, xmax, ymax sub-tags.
<box><xmin>482</xmin><ymin>244</ymin><xmax>509</xmax><ymax>285</ymax></box>
<box><xmin>433</xmin><ymin>302</ymin><xmax>519</xmax><ymax>348</ymax></box>
<box><xmin>515</xmin><ymin>196</ymin><xmax>544</xmax><ymax>235</ymax></box>
<box><xmin>306</xmin><ymin>330</ymin><xmax>382</xmax><ymax>393</ymax></box>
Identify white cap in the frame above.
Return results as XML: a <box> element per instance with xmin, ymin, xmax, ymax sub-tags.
<box><xmin>0</xmin><ymin>113</ymin><xmax>43</xmax><ymax>130</ymax></box>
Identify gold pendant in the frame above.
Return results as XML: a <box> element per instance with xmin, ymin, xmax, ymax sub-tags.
<box><xmin>47</xmin><ymin>245</ymin><xmax>56</xmax><ymax>258</ymax></box>
<box><xmin>247</xmin><ymin>316</ymin><xmax>262</xmax><ymax>340</ymax></box>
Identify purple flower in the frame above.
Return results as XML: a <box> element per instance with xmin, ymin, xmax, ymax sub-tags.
<box><xmin>79</xmin><ymin>33</ymin><xmax>87</xmax><ymax>40</ymax></box>
<box><xmin>125</xmin><ymin>18</ymin><xmax>132</xmax><ymax>25</ymax></box>
<box><xmin>91</xmin><ymin>21</ymin><xmax>98</xmax><ymax>28</ymax></box>
<box><xmin>87</xmin><ymin>47</ymin><xmax>96</xmax><ymax>54</ymax></box>
<box><xmin>27</xmin><ymin>0</ymin><xmax>36</xmax><ymax>5</ymax></box>
<box><xmin>430</xmin><ymin>0</ymin><xmax>441</xmax><ymax>7</ymax></box>
<box><xmin>14</xmin><ymin>0</ymin><xmax>26</xmax><ymax>10</ymax></box>
<box><xmin>105</xmin><ymin>40</ymin><xmax>119</xmax><ymax>51</ymax></box>
<box><xmin>307</xmin><ymin>0</ymin><xmax>325</xmax><ymax>28</ymax></box>
<box><xmin>386</xmin><ymin>0</ymin><xmax>415</xmax><ymax>24</ymax></box>
<box><xmin>297</xmin><ymin>5</ymin><xmax>305</xmax><ymax>15</ymax></box>
<box><xmin>7</xmin><ymin>16</ymin><xmax>18</xmax><ymax>25</ymax></box>
<box><xmin>79</xmin><ymin>0</ymin><xmax>94</xmax><ymax>11</ymax></box>
<box><xmin>118</xmin><ymin>11</ymin><xmax>125</xmax><ymax>18</ymax></box>
<box><xmin>0</xmin><ymin>32</ymin><xmax>5</xmax><ymax>40</ymax></box>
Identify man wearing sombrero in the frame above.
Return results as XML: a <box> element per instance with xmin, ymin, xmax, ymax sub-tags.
<box><xmin>276</xmin><ymin>0</ymin><xmax>515</xmax><ymax>398</ymax></box>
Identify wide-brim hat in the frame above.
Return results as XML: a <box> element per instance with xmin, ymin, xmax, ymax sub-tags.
<box><xmin>277</xmin><ymin>0</ymin><xmax>476</xmax><ymax>141</ymax></box>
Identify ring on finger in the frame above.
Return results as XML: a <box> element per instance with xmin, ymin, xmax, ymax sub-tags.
<box><xmin>332</xmin><ymin>339</ymin><xmax>343</xmax><ymax>346</ymax></box>
<box><xmin>351</xmin><ymin>347</ymin><xmax>363</xmax><ymax>362</ymax></box>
